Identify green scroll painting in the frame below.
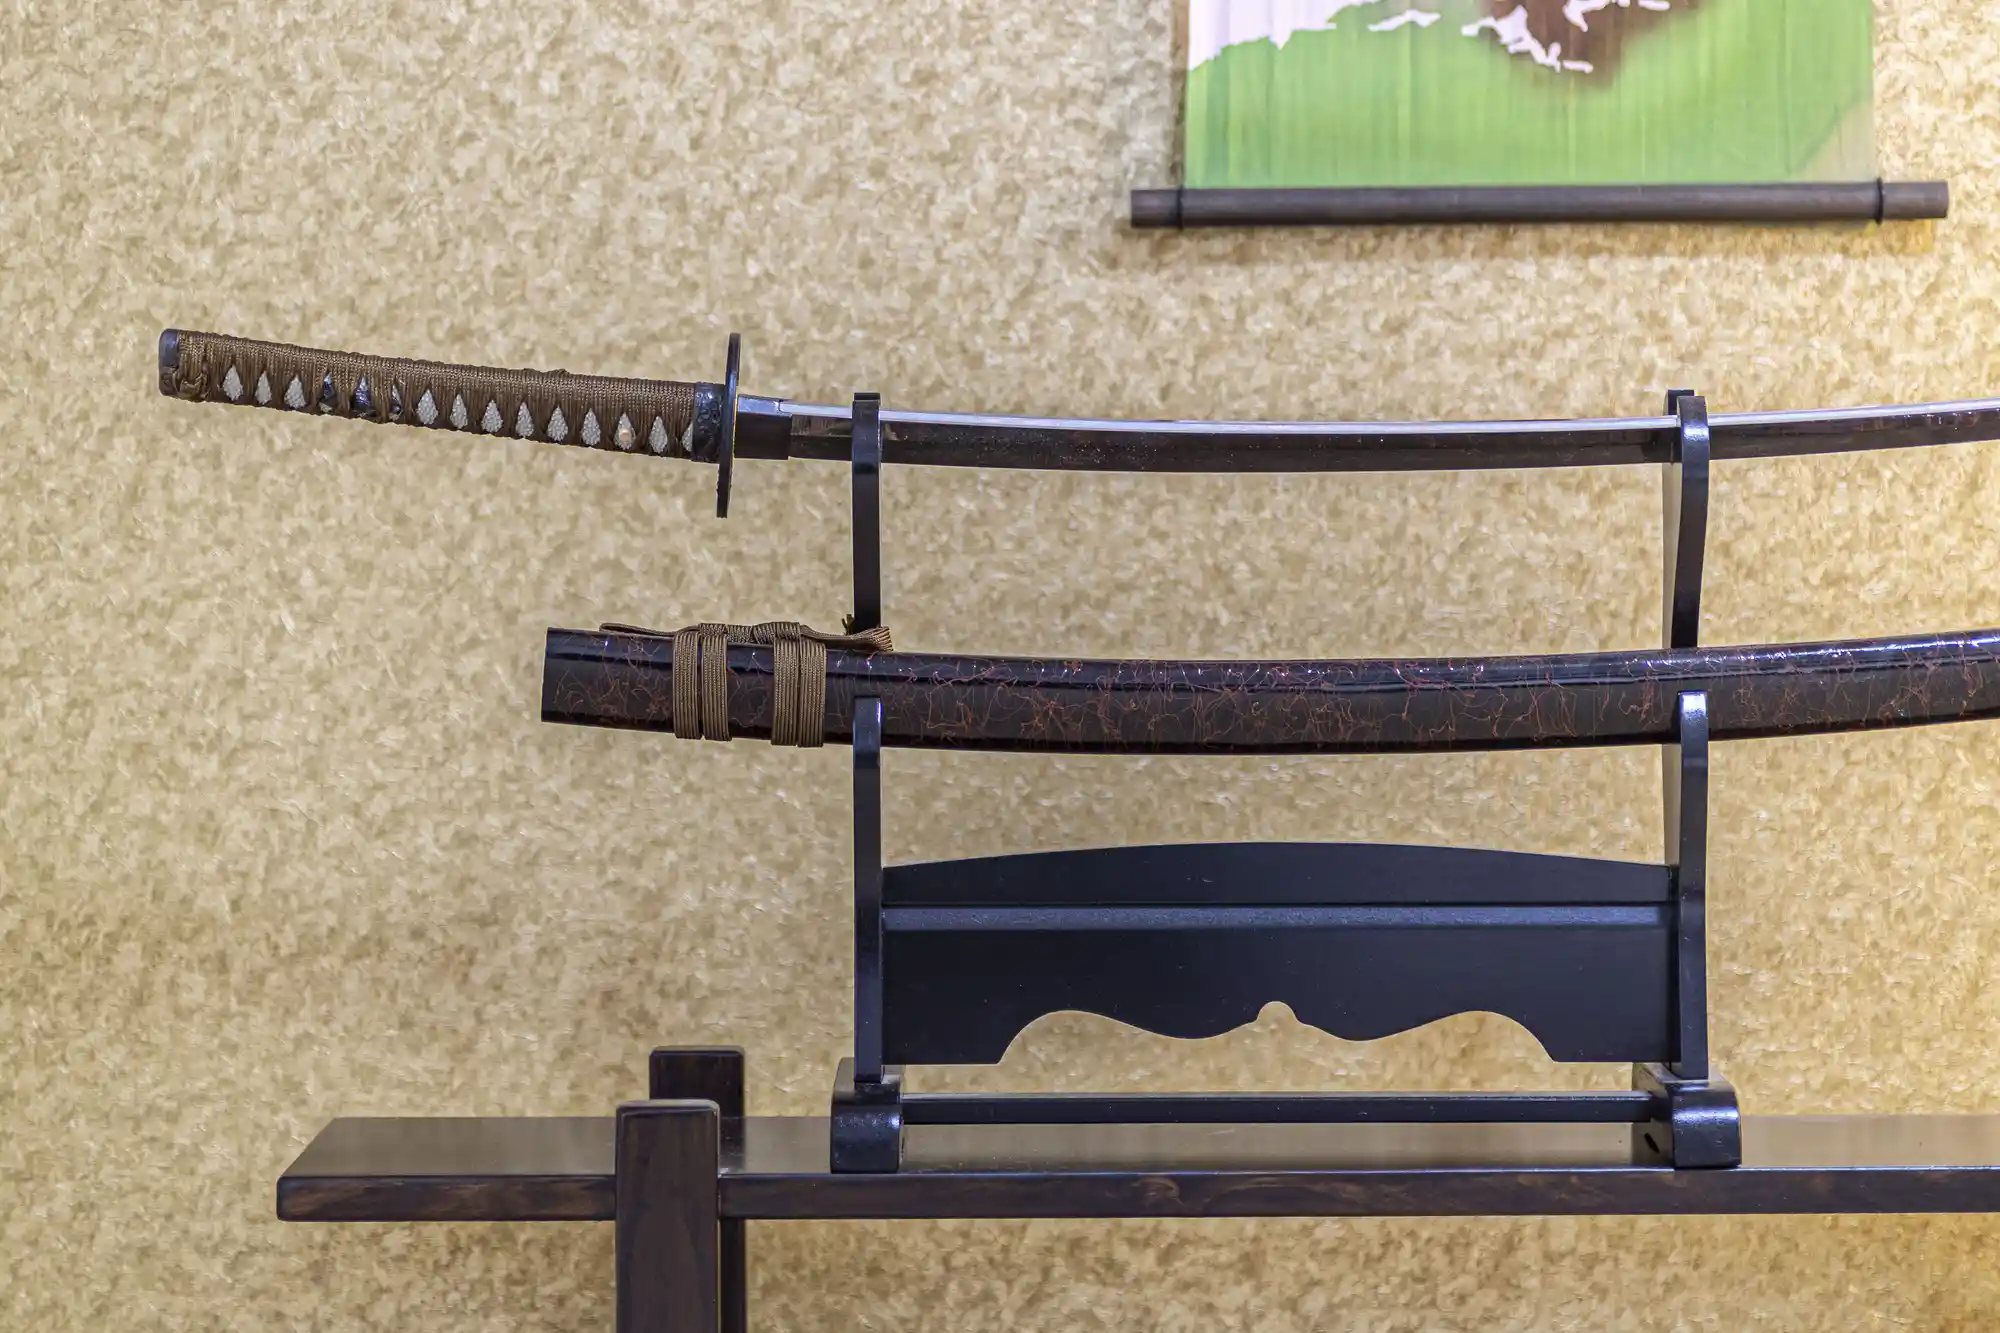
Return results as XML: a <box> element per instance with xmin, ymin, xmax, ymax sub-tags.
<box><xmin>1184</xmin><ymin>0</ymin><xmax>1875</xmax><ymax>188</ymax></box>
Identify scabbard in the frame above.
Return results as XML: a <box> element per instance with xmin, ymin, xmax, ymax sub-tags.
<box><xmin>542</xmin><ymin>628</ymin><xmax>2000</xmax><ymax>755</ymax></box>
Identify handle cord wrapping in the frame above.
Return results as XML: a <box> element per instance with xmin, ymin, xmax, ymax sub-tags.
<box><xmin>603</xmin><ymin>621</ymin><xmax>896</xmax><ymax>747</ymax></box>
<box><xmin>171</xmin><ymin>329</ymin><xmax>699</xmax><ymax>457</ymax></box>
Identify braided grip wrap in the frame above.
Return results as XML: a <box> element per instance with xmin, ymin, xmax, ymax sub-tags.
<box><xmin>160</xmin><ymin>329</ymin><xmax>712</xmax><ymax>461</ymax></box>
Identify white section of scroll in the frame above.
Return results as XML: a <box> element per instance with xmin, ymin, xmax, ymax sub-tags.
<box><xmin>1186</xmin><ymin>0</ymin><xmax>1390</xmax><ymax>70</ymax></box>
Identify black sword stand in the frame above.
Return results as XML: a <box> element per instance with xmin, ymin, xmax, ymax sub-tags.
<box><xmin>826</xmin><ymin>390</ymin><xmax>1741</xmax><ymax>1174</ymax></box>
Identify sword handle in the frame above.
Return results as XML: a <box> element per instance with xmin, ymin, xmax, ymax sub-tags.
<box><xmin>157</xmin><ymin>329</ymin><xmax>738</xmax><ymax>493</ymax></box>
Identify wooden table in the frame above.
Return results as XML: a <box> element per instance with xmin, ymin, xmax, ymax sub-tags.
<box><xmin>281</xmin><ymin>1110</ymin><xmax>2000</xmax><ymax>1332</ymax></box>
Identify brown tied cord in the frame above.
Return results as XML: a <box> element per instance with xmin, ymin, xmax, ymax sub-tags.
<box><xmin>169</xmin><ymin>329</ymin><xmax>699</xmax><ymax>458</ymax></box>
<box><xmin>605</xmin><ymin>620</ymin><xmax>896</xmax><ymax>748</ymax></box>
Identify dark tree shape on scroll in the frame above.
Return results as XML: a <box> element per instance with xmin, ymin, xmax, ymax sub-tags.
<box><xmin>1478</xmin><ymin>0</ymin><xmax>1700</xmax><ymax>75</ymax></box>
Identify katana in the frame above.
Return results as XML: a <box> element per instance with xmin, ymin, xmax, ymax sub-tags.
<box><xmin>542</xmin><ymin>623</ymin><xmax>2000</xmax><ymax>756</ymax></box>
<box><xmin>160</xmin><ymin>328</ymin><xmax>2000</xmax><ymax>518</ymax></box>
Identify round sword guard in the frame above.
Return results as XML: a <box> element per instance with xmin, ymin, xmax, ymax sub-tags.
<box><xmin>716</xmin><ymin>333</ymin><xmax>741</xmax><ymax>519</ymax></box>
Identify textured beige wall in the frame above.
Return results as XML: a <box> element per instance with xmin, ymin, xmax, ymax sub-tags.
<box><xmin>6</xmin><ymin>1</ymin><xmax>2000</xmax><ymax>1328</ymax></box>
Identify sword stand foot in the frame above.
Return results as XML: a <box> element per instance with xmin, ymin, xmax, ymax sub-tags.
<box><xmin>831</xmin><ymin>1059</ymin><xmax>904</xmax><ymax>1174</ymax></box>
<box><xmin>1634</xmin><ymin>1063</ymin><xmax>1742</xmax><ymax>1168</ymax></box>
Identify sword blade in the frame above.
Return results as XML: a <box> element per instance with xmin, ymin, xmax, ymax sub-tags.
<box><xmin>751</xmin><ymin>395</ymin><xmax>2000</xmax><ymax>471</ymax></box>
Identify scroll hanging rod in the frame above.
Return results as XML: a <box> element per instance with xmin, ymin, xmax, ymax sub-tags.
<box><xmin>1130</xmin><ymin>181</ymin><xmax>1952</xmax><ymax>229</ymax></box>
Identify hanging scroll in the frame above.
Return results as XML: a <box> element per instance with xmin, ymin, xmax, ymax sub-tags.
<box><xmin>1182</xmin><ymin>0</ymin><xmax>1876</xmax><ymax>189</ymax></box>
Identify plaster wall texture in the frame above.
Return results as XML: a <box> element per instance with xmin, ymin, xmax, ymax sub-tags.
<box><xmin>3</xmin><ymin>2</ymin><xmax>1999</xmax><ymax>1329</ymax></box>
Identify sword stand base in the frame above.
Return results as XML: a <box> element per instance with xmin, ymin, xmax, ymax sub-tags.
<box><xmin>830</xmin><ymin>1061</ymin><xmax>1741</xmax><ymax>1173</ymax></box>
